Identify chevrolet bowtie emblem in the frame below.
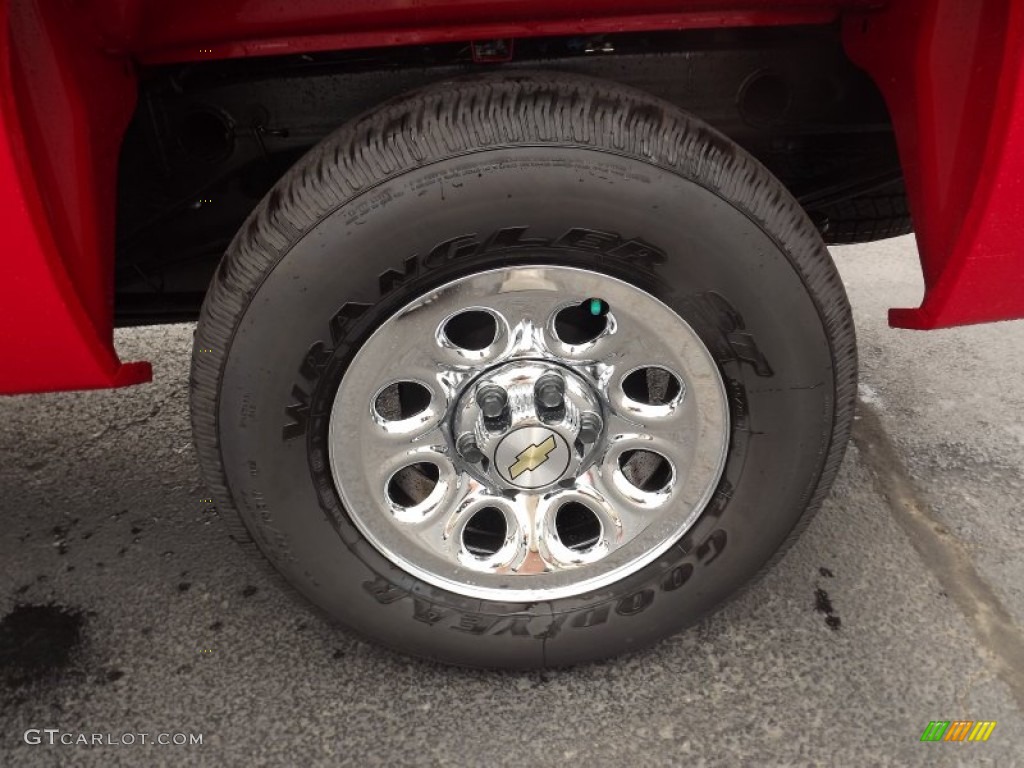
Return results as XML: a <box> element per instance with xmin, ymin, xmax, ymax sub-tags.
<box><xmin>508</xmin><ymin>435</ymin><xmax>557</xmax><ymax>480</ymax></box>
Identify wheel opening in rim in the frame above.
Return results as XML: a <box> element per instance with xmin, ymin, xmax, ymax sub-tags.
<box><xmin>622</xmin><ymin>366</ymin><xmax>682</xmax><ymax>405</ymax></box>
<box><xmin>554</xmin><ymin>299</ymin><xmax>609</xmax><ymax>345</ymax></box>
<box><xmin>555</xmin><ymin>502</ymin><xmax>602</xmax><ymax>551</ymax></box>
<box><xmin>443</xmin><ymin>310</ymin><xmax>498</xmax><ymax>350</ymax></box>
<box><xmin>374</xmin><ymin>381</ymin><xmax>432</xmax><ymax>421</ymax></box>
<box><xmin>386</xmin><ymin>462</ymin><xmax>440</xmax><ymax>508</ymax></box>
<box><xmin>619</xmin><ymin>450</ymin><xmax>673</xmax><ymax>493</ymax></box>
<box><xmin>462</xmin><ymin>506</ymin><xmax>507</xmax><ymax>557</ymax></box>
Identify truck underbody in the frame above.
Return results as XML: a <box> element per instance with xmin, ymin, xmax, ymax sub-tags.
<box><xmin>113</xmin><ymin>26</ymin><xmax>905</xmax><ymax>325</ymax></box>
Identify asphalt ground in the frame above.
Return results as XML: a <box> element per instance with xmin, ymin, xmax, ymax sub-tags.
<box><xmin>1</xmin><ymin>234</ymin><xmax>1022</xmax><ymax>766</ymax></box>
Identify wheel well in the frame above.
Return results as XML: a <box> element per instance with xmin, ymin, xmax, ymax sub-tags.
<box><xmin>114</xmin><ymin>25</ymin><xmax>901</xmax><ymax>326</ymax></box>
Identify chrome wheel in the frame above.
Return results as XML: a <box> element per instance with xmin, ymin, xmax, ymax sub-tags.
<box><xmin>328</xmin><ymin>266</ymin><xmax>729</xmax><ymax>601</ymax></box>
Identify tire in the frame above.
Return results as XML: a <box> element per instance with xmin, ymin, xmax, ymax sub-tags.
<box><xmin>190</xmin><ymin>72</ymin><xmax>857</xmax><ymax>669</ymax></box>
<box><xmin>815</xmin><ymin>178</ymin><xmax>913</xmax><ymax>245</ymax></box>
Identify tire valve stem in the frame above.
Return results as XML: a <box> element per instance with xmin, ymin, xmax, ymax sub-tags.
<box><xmin>588</xmin><ymin>298</ymin><xmax>608</xmax><ymax>317</ymax></box>
<box><xmin>457</xmin><ymin>433</ymin><xmax>485</xmax><ymax>464</ymax></box>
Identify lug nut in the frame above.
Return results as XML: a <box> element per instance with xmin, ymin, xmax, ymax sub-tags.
<box><xmin>535</xmin><ymin>373</ymin><xmax>565</xmax><ymax>410</ymax></box>
<box><xmin>457</xmin><ymin>433</ymin><xmax>484</xmax><ymax>463</ymax></box>
<box><xmin>579</xmin><ymin>411</ymin><xmax>604</xmax><ymax>444</ymax></box>
<box><xmin>476</xmin><ymin>384</ymin><xmax>508</xmax><ymax>419</ymax></box>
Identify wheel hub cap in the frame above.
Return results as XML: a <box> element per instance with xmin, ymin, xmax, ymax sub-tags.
<box><xmin>496</xmin><ymin>427</ymin><xmax>570</xmax><ymax>489</ymax></box>
<box><xmin>453</xmin><ymin>361</ymin><xmax>601</xmax><ymax>491</ymax></box>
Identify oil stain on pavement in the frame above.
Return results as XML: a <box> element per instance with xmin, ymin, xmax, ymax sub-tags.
<box><xmin>0</xmin><ymin>603</ymin><xmax>84</xmax><ymax>689</ymax></box>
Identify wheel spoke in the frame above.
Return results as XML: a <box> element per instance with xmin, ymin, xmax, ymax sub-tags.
<box><xmin>589</xmin><ymin>323</ymin><xmax>667</xmax><ymax>375</ymax></box>
<box><xmin>347</xmin><ymin>421</ymin><xmax>449</xmax><ymax>493</ymax></box>
<box><xmin>409</xmin><ymin>479</ymin><xmax>479</xmax><ymax>554</ymax></box>
<box><xmin>476</xmin><ymin>283</ymin><xmax>569</xmax><ymax>359</ymax></box>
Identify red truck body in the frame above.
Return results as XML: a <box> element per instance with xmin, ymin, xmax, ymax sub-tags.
<box><xmin>2</xmin><ymin>0</ymin><xmax>1023</xmax><ymax>395</ymax></box>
